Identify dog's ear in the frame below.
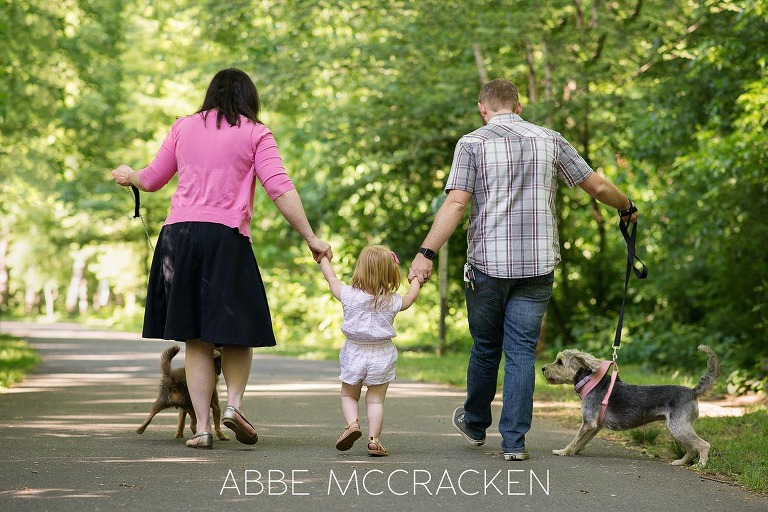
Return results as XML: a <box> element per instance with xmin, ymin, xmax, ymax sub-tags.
<box><xmin>573</xmin><ymin>351</ymin><xmax>602</xmax><ymax>372</ymax></box>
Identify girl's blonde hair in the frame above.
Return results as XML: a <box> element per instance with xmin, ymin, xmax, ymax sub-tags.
<box><xmin>350</xmin><ymin>245</ymin><xmax>401</xmax><ymax>309</ymax></box>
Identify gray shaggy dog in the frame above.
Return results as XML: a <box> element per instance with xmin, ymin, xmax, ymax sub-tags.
<box><xmin>542</xmin><ymin>345</ymin><xmax>720</xmax><ymax>466</ymax></box>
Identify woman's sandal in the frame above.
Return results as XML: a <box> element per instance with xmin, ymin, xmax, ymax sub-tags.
<box><xmin>222</xmin><ymin>406</ymin><xmax>258</xmax><ymax>445</ymax></box>
<box><xmin>186</xmin><ymin>431</ymin><xmax>213</xmax><ymax>449</ymax></box>
<box><xmin>367</xmin><ymin>437</ymin><xmax>388</xmax><ymax>457</ymax></box>
<box><xmin>335</xmin><ymin>420</ymin><xmax>362</xmax><ymax>451</ymax></box>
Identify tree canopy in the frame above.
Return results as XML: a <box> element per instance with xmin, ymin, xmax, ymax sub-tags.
<box><xmin>1</xmin><ymin>0</ymin><xmax>766</xmax><ymax>390</ymax></box>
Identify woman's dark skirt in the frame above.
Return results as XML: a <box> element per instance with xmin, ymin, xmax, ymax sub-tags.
<box><xmin>142</xmin><ymin>222</ymin><xmax>277</xmax><ymax>348</ymax></box>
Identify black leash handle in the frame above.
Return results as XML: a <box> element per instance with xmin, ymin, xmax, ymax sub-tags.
<box><xmin>128</xmin><ymin>185</ymin><xmax>155</xmax><ymax>251</ymax></box>
<box><xmin>613</xmin><ymin>219</ymin><xmax>648</xmax><ymax>349</ymax></box>
<box><xmin>131</xmin><ymin>185</ymin><xmax>141</xmax><ymax>218</ymax></box>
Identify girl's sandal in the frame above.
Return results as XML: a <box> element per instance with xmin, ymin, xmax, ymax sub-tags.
<box><xmin>367</xmin><ymin>437</ymin><xmax>388</xmax><ymax>457</ymax></box>
<box><xmin>335</xmin><ymin>420</ymin><xmax>362</xmax><ymax>451</ymax></box>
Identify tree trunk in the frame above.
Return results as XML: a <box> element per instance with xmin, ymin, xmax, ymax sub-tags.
<box><xmin>524</xmin><ymin>39</ymin><xmax>538</xmax><ymax>103</ymax></box>
<box><xmin>44</xmin><ymin>280</ymin><xmax>57</xmax><ymax>319</ymax></box>
<box><xmin>548</xmin><ymin>295</ymin><xmax>575</xmax><ymax>348</ymax></box>
<box><xmin>543</xmin><ymin>41</ymin><xmax>553</xmax><ymax>104</ymax></box>
<box><xmin>472</xmin><ymin>44</ymin><xmax>489</xmax><ymax>84</ymax></box>
<box><xmin>0</xmin><ymin>237</ymin><xmax>8</xmax><ymax>307</ymax></box>
<box><xmin>78</xmin><ymin>278</ymin><xmax>89</xmax><ymax>316</ymax></box>
<box><xmin>66</xmin><ymin>256</ymin><xmax>86</xmax><ymax>315</ymax></box>
<box><xmin>125</xmin><ymin>290</ymin><xmax>136</xmax><ymax>317</ymax></box>
<box><xmin>25</xmin><ymin>285</ymin><xmax>40</xmax><ymax>315</ymax></box>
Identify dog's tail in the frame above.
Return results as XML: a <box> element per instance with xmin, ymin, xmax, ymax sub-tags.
<box><xmin>160</xmin><ymin>345</ymin><xmax>181</xmax><ymax>376</ymax></box>
<box><xmin>693</xmin><ymin>345</ymin><xmax>720</xmax><ymax>397</ymax></box>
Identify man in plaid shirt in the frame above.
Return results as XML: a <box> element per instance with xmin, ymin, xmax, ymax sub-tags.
<box><xmin>409</xmin><ymin>78</ymin><xmax>638</xmax><ymax>461</ymax></box>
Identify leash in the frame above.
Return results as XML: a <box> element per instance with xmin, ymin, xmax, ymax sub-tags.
<box><xmin>129</xmin><ymin>185</ymin><xmax>155</xmax><ymax>251</ymax></box>
<box><xmin>575</xmin><ymin>205</ymin><xmax>646</xmax><ymax>426</ymax></box>
<box><xmin>612</xmin><ymin>213</ymin><xmax>648</xmax><ymax>361</ymax></box>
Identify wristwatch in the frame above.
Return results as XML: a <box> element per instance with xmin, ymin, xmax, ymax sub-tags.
<box><xmin>618</xmin><ymin>199</ymin><xmax>638</xmax><ymax>218</ymax></box>
<box><xmin>419</xmin><ymin>247</ymin><xmax>436</xmax><ymax>260</ymax></box>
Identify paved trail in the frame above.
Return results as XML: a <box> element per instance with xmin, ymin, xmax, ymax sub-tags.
<box><xmin>0</xmin><ymin>321</ymin><xmax>765</xmax><ymax>512</ymax></box>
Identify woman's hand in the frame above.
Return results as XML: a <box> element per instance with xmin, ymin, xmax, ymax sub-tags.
<box><xmin>111</xmin><ymin>164</ymin><xmax>135</xmax><ymax>187</ymax></box>
<box><xmin>307</xmin><ymin>236</ymin><xmax>332</xmax><ymax>263</ymax></box>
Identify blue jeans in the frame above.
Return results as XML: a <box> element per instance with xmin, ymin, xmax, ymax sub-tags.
<box><xmin>463</xmin><ymin>267</ymin><xmax>554</xmax><ymax>452</ymax></box>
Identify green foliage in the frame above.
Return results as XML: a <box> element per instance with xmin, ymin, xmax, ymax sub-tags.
<box><xmin>725</xmin><ymin>369</ymin><xmax>767</xmax><ymax>397</ymax></box>
<box><xmin>622</xmin><ymin>0</ymin><xmax>768</xmax><ymax>379</ymax></box>
<box><xmin>2</xmin><ymin>0</ymin><xmax>767</xmax><ymax>387</ymax></box>
<box><xmin>0</xmin><ymin>335</ymin><xmax>40</xmax><ymax>389</ymax></box>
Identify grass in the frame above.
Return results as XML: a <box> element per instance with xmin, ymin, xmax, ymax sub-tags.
<box><xmin>607</xmin><ymin>411</ymin><xmax>768</xmax><ymax>495</ymax></box>
<box><xmin>628</xmin><ymin>426</ymin><xmax>663</xmax><ymax>445</ymax></box>
<box><xmin>0</xmin><ymin>334</ymin><xmax>40</xmax><ymax>390</ymax></box>
<box><xmin>697</xmin><ymin>411</ymin><xmax>768</xmax><ymax>494</ymax></box>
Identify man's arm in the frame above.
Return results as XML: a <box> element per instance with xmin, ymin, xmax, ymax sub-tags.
<box><xmin>408</xmin><ymin>189</ymin><xmax>472</xmax><ymax>283</ymax></box>
<box><xmin>578</xmin><ymin>173</ymin><xmax>638</xmax><ymax>223</ymax></box>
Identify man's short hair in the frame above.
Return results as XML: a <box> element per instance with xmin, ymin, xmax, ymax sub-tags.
<box><xmin>478</xmin><ymin>79</ymin><xmax>519</xmax><ymax>111</ymax></box>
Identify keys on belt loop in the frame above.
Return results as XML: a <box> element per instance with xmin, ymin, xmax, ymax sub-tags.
<box><xmin>463</xmin><ymin>263</ymin><xmax>475</xmax><ymax>290</ymax></box>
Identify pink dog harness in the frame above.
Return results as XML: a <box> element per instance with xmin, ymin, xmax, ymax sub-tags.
<box><xmin>574</xmin><ymin>360</ymin><xmax>619</xmax><ymax>425</ymax></box>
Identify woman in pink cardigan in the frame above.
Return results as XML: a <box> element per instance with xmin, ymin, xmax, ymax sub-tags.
<box><xmin>112</xmin><ymin>68</ymin><xmax>332</xmax><ymax>449</ymax></box>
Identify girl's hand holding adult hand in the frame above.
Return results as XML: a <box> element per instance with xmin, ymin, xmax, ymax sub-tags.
<box><xmin>408</xmin><ymin>253</ymin><xmax>433</xmax><ymax>284</ymax></box>
<box><xmin>307</xmin><ymin>236</ymin><xmax>332</xmax><ymax>263</ymax></box>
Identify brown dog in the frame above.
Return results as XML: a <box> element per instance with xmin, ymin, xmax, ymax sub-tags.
<box><xmin>136</xmin><ymin>345</ymin><xmax>230</xmax><ymax>441</ymax></box>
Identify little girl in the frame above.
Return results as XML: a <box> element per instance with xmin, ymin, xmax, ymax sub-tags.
<box><xmin>320</xmin><ymin>245</ymin><xmax>421</xmax><ymax>456</ymax></box>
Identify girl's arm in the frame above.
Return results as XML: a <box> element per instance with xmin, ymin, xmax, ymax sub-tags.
<box><xmin>400</xmin><ymin>276</ymin><xmax>422</xmax><ymax>311</ymax></box>
<box><xmin>319</xmin><ymin>256</ymin><xmax>344</xmax><ymax>301</ymax></box>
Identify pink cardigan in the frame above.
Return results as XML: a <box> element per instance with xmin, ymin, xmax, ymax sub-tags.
<box><xmin>138</xmin><ymin>112</ymin><xmax>295</xmax><ymax>240</ymax></box>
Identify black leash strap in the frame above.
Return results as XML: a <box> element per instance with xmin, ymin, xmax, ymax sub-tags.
<box><xmin>613</xmin><ymin>219</ymin><xmax>648</xmax><ymax>351</ymax></box>
<box><xmin>129</xmin><ymin>185</ymin><xmax>155</xmax><ymax>251</ymax></box>
<box><xmin>131</xmin><ymin>185</ymin><xmax>141</xmax><ymax>218</ymax></box>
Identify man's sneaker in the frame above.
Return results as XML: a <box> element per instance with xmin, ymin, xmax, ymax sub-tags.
<box><xmin>503</xmin><ymin>451</ymin><xmax>531</xmax><ymax>461</ymax></box>
<box><xmin>452</xmin><ymin>407</ymin><xmax>485</xmax><ymax>446</ymax></box>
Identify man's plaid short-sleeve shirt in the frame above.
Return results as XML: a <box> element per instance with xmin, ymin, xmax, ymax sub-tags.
<box><xmin>445</xmin><ymin>113</ymin><xmax>593</xmax><ymax>279</ymax></box>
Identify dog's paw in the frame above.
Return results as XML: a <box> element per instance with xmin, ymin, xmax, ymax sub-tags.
<box><xmin>216</xmin><ymin>430</ymin><xmax>231</xmax><ymax>441</ymax></box>
<box><xmin>552</xmin><ymin>448</ymin><xmax>572</xmax><ymax>456</ymax></box>
<box><xmin>174</xmin><ymin>431</ymin><xmax>184</xmax><ymax>439</ymax></box>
